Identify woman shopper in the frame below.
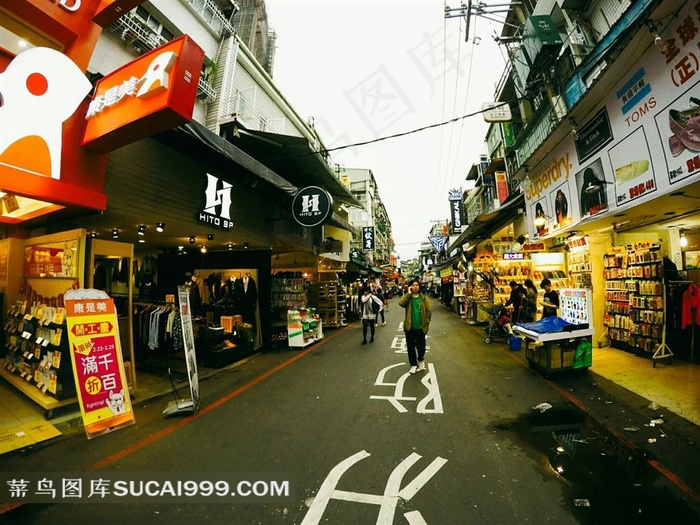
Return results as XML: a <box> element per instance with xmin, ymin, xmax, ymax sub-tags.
<box><xmin>398</xmin><ymin>278</ymin><xmax>432</xmax><ymax>374</ymax></box>
<box><xmin>521</xmin><ymin>278</ymin><xmax>539</xmax><ymax>323</ymax></box>
<box><xmin>360</xmin><ymin>286</ymin><xmax>384</xmax><ymax>344</ymax></box>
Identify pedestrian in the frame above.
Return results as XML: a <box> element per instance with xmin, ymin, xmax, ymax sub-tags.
<box><xmin>398</xmin><ymin>278</ymin><xmax>432</xmax><ymax>374</ymax></box>
<box><xmin>521</xmin><ymin>278</ymin><xmax>538</xmax><ymax>322</ymax></box>
<box><xmin>375</xmin><ymin>285</ymin><xmax>386</xmax><ymax>325</ymax></box>
<box><xmin>360</xmin><ymin>285</ymin><xmax>383</xmax><ymax>344</ymax></box>
<box><xmin>539</xmin><ymin>278</ymin><xmax>560</xmax><ymax>318</ymax></box>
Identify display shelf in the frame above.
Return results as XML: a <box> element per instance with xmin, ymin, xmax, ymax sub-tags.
<box><xmin>311</xmin><ymin>281</ymin><xmax>347</xmax><ymax>328</ymax></box>
<box><xmin>287</xmin><ymin>309</ymin><xmax>323</xmax><ymax>348</ymax></box>
<box><xmin>568</xmin><ymin>249</ymin><xmax>592</xmax><ymax>289</ymax></box>
<box><xmin>603</xmin><ymin>245</ymin><xmax>666</xmax><ymax>354</ymax></box>
<box><xmin>3</xmin><ymin>303</ymin><xmax>77</xmax><ymax>418</ymax></box>
<box><xmin>492</xmin><ymin>259</ymin><xmax>532</xmax><ymax>304</ymax></box>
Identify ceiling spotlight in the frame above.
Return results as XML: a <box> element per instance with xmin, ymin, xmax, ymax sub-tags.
<box><xmin>89</xmin><ymin>231</ymin><xmax>97</xmax><ymax>238</ymax></box>
<box><xmin>243</xmin><ymin>242</ymin><xmax>250</xmax><ymax>249</ymax></box>
<box><xmin>112</xmin><ymin>229</ymin><xmax>119</xmax><ymax>239</ymax></box>
<box><xmin>137</xmin><ymin>224</ymin><xmax>146</xmax><ymax>235</ymax></box>
<box><xmin>680</xmin><ymin>229</ymin><xmax>689</xmax><ymax>248</ymax></box>
<box><xmin>178</xmin><ymin>245</ymin><xmax>184</xmax><ymax>251</ymax></box>
<box><xmin>227</xmin><ymin>243</ymin><xmax>234</xmax><ymax>250</ymax></box>
<box><xmin>138</xmin><ymin>239</ymin><xmax>145</xmax><ymax>244</ymax></box>
<box><xmin>207</xmin><ymin>233</ymin><xmax>215</xmax><ymax>241</ymax></box>
<box><xmin>156</xmin><ymin>222</ymin><xmax>165</xmax><ymax>233</ymax></box>
<box><xmin>200</xmin><ymin>245</ymin><xmax>207</xmax><ymax>254</ymax></box>
<box><xmin>189</xmin><ymin>236</ymin><xmax>196</xmax><ymax>244</ymax></box>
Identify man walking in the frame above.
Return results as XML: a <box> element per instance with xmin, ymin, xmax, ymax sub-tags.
<box><xmin>398</xmin><ymin>278</ymin><xmax>432</xmax><ymax>374</ymax></box>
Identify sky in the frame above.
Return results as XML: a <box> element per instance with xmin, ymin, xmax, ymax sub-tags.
<box><xmin>265</xmin><ymin>0</ymin><xmax>507</xmax><ymax>262</ymax></box>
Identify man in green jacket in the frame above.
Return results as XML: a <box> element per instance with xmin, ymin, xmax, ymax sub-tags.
<box><xmin>398</xmin><ymin>278</ymin><xmax>432</xmax><ymax>374</ymax></box>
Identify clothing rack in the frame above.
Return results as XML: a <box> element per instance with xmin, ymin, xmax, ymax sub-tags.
<box><xmin>670</xmin><ymin>280</ymin><xmax>697</xmax><ymax>362</ymax></box>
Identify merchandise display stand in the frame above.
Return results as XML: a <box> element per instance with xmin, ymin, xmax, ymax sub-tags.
<box><xmin>514</xmin><ymin>288</ymin><xmax>594</xmax><ymax>378</ymax></box>
<box><xmin>651</xmin><ymin>283</ymin><xmax>673</xmax><ymax>367</ymax></box>
<box><xmin>287</xmin><ymin>309</ymin><xmax>323</xmax><ymax>349</ymax></box>
<box><xmin>2</xmin><ymin>304</ymin><xmax>77</xmax><ymax>418</ymax></box>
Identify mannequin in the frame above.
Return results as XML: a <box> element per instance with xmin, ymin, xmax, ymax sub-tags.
<box><xmin>184</xmin><ymin>271</ymin><xmax>202</xmax><ymax>316</ymax></box>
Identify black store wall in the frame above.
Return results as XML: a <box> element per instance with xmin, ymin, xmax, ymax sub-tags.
<box><xmin>157</xmin><ymin>248</ymin><xmax>273</xmax><ymax>351</ymax></box>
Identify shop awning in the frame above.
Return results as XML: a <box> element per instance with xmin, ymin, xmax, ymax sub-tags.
<box><xmin>155</xmin><ymin>120</ymin><xmax>298</xmax><ymax>202</ymax></box>
<box><xmin>327</xmin><ymin>212</ymin><xmax>357</xmax><ymax>234</ymax></box>
<box><xmin>432</xmin><ymin>253</ymin><xmax>462</xmax><ymax>271</ymax></box>
<box><xmin>450</xmin><ymin>192</ymin><xmax>526</xmax><ymax>250</ymax></box>
<box><xmin>369</xmin><ymin>266</ymin><xmax>384</xmax><ymax>274</ymax></box>
<box><xmin>219</xmin><ymin>124</ymin><xmax>363</xmax><ymax>208</ymax></box>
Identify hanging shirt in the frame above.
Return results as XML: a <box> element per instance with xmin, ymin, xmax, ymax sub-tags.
<box><xmin>681</xmin><ymin>283</ymin><xmax>700</xmax><ymax>328</ymax></box>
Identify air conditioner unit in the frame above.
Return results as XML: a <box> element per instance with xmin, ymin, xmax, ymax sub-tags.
<box><xmin>570</xmin><ymin>43</ymin><xmax>593</xmax><ymax>65</ymax></box>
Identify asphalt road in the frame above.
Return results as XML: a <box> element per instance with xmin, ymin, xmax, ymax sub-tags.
<box><xmin>1</xmin><ymin>296</ymin><xmax>699</xmax><ymax>524</ymax></box>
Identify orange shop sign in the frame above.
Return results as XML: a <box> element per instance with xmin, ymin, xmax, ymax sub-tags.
<box><xmin>82</xmin><ymin>34</ymin><xmax>204</xmax><ymax>153</ymax></box>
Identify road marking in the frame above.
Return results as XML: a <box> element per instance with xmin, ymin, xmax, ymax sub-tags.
<box><xmin>300</xmin><ymin>450</ymin><xmax>447</xmax><ymax>525</ymax></box>
<box><xmin>370</xmin><ymin>363</ymin><xmax>443</xmax><ymax>414</ymax></box>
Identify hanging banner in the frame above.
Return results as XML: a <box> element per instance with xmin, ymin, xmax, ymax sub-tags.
<box><xmin>448</xmin><ymin>188</ymin><xmax>464</xmax><ymax>233</ymax></box>
<box><xmin>64</xmin><ymin>289</ymin><xmax>135</xmax><ymax>439</ymax></box>
<box><xmin>429</xmin><ymin>235</ymin><xmax>448</xmax><ymax>253</ymax></box>
<box><xmin>362</xmin><ymin>226</ymin><xmax>375</xmax><ymax>252</ymax></box>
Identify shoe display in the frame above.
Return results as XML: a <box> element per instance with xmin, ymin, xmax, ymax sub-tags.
<box><xmin>409</xmin><ymin>365</ymin><xmax>418</xmax><ymax>374</ymax></box>
<box><xmin>418</xmin><ymin>360</ymin><xmax>426</xmax><ymax>371</ymax></box>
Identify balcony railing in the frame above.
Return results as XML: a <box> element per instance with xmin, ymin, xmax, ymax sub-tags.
<box><xmin>107</xmin><ymin>12</ymin><xmax>168</xmax><ymax>55</ymax></box>
<box><xmin>197</xmin><ymin>76</ymin><xmax>217</xmax><ymax>102</ymax></box>
<box><xmin>182</xmin><ymin>0</ymin><xmax>235</xmax><ymax>38</ymax></box>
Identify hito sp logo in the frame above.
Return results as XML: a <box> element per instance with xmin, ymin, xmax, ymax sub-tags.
<box><xmin>199</xmin><ymin>173</ymin><xmax>233</xmax><ymax>229</ymax></box>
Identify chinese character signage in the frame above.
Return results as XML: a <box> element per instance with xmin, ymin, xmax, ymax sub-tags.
<box><xmin>363</xmin><ymin>226</ymin><xmax>375</xmax><ymax>251</ymax></box>
<box><xmin>64</xmin><ymin>289</ymin><xmax>135</xmax><ymax>439</ymax></box>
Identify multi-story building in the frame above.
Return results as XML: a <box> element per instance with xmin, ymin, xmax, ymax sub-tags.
<box><xmin>341</xmin><ymin>168</ymin><xmax>394</xmax><ymax>271</ymax></box>
<box><xmin>0</xmin><ymin>0</ymin><xmax>360</xmax><ymax>404</ymax></box>
<box><xmin>453</xmin><ymin>0</ymin><xmax>699</xmax><ymax>362</ymax></box>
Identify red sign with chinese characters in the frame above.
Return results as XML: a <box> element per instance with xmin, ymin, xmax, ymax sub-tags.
<box><xmin>82</xmin><ymin>35</ymin><xmax>204</xmax><ymax>152</ymax></box>
<box><xmin>65</xmin><ymin>290</ymin><xmax>135</xmax><ymax>439</ymax></box>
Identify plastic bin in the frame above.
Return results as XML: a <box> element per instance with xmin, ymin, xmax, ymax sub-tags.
<box><xmin>509</xmin><ymin>336</ymin><xmax>522</xmax><ymax>351</ymax></box>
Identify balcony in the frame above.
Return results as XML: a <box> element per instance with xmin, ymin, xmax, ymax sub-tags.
<box><xmin>107</xmin><ymin>12</ymin><xmax>168</xmax><ymax>55</ymax></box>
<box><xmin>182</xmin><ymin>0</ymin><xmax>236</xmax><ymax>38</ymax></box>
<box><xmin>197</xmin><ymin>76</ymin><xmax>217</xmax><ymax>102</ymax></box>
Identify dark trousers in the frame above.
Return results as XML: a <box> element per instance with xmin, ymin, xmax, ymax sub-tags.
<box><xmin>376</xmin><ymin>309</ymin><xmax>385</xmax><ymax>324</ymax></box>
<box><xmin>405</xmin><ymin>328</ymin><xmax>426</xmax><ymax>366</ymax></box>
<box><xmin>362</xmin><ymin>319</ymin><xmax>376</xmax><ymax>342</ymax></box>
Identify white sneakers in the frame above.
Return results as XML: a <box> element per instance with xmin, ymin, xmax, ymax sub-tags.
<box><xmin>382</xmin><ymin>322</ymin><xmax>387</xmax><ymax>326</ymax></box>
<box><xmin>409</xmin><ymin>361</ymin><xmax>426</xmax><ymax>374</ymax></box>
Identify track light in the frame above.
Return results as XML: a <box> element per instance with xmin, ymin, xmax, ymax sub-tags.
<box><xmin>200</xmin><ymin>245</ymin><xmax>207</xmax><ymax>253</ymax></box>
<box><xmin>112</xmin><ymin>229</ymin><xmax>119</xmax><ymax>239</ymax></box>
<box><xmin>243</xmin><ymin>242</ymin><xmax>250</xmax><ymax>249</ymax></box>
<box><xmin>156</xmin><ymin>222</ymin><xmax>165</xmax><ymax>233</ymax></box>
<box><xmin>189</xmin><ymin>236</ymin><xmax>196</xmax><ymax>244</ymax></box>
<box><xmin>680</xmin><ymin>229</ymin><xmax>689</xmax><ymax>248</ymax></box>
<box><xmin>207</xmin><ymin>233</ymin><xmax>215</xmax><ymax>241</ymax></box>
<box><xmin>227</xmin><ymin>243</ymin><xmax>233</xmax><ymax>250</ymax></box>
<box><xmin>137</xmin><ymin>224</ymin><xmax>146</xmax><ymax>235</ymax></box>
<box><xmin>89</xmin><ymin>231</ymin><xmax>97</xmax><ymax>238</ymax></box>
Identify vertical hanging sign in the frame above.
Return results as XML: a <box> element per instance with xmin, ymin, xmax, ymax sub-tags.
<box><xmin>64</xmin><ymin>289</ymin><xmax>135</xmax><ymax>439</ymax></box>
<box><xmin>448</xmin><ymin>189</ymin><xmax>464</xmax><ymax>233</ymax></box>
<box><xmin>362</xmin><ymin>226</ymin><xmax>376</xmax><ymax>252</ymax></box>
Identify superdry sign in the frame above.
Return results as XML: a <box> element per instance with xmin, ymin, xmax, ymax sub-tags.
<box><xmin>292</xmin><ymin>186</ymin><xmax>334</xmax><ymax>227</ymax></box>
<box><xmin>82</xmin><ymin>35</ymin><xmax>204</xmax><ymax>153</ymax></box>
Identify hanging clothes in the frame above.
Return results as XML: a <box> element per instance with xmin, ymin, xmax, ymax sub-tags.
<box><xmin>681</xmin><ymin>282</ymin><xmax>700</xmax><ymax>329</ymax></box>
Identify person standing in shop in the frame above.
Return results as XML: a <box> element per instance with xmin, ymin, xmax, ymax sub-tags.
<box><xmin>360</xmin><ymin>285</ymin><xmax>384</xmax><ymax>344</ymax></box>
<box><xmin>539</xmin><ymin>278</ymin><xmax>560</xmax><ymax>318</ymax></box>
<box><xmin>399</xmin><ymin>278</ymin><xmax>432</xmax><ymax>374</ymax></box>
<box><xmin>521</xmin><ymin>278</ymin><xmax>539</xmax><ymax>323</ymax></box>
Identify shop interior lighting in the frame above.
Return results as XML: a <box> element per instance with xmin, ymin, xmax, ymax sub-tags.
<box><xmin>137</xmin><ymin>224</ymin><xmax>146</xmax><ymax>235</ymax></box>
<box><xmin>189</xmin><ymin>236</ymin><xmax>196</xmax><ymax>244</ymax></box>
<box><xmin>200</xmin><ymin>245</ymin><xmax>207</xmax><ymax>254</ymax></box>
<box><xmin>227</xmin><ymin>243</ymin><xmax>234</xmax><ymax>250</ymax></box>
<box><xmin>533</xmin><ymin>214</ymin><xmax>551</xmax><ymax>227</ymax></box>
<box><xmin>156</xmin><ymin>222</ymin><xmax>165</xmax><ymax>233</ymax></box>
<box><xmin>207</xmin><ymin>233</ymin><xmax>215</xmax><ymax>241</ymax></box>
<box><xmin>112</xmin><ymin>229</ymin><xmax>119</xmax><ymax>239</ymax></box>
<box><xmin>89</xmin><ymin>231</ymin><xmax>97</xmax><ymax>238</ymax></box>
<box><xmin>680</xmin><ymin>229</ymin><xmax>689</xmax><ymax>248</ymax></box>
<box><xmin>243</xmin><ymin>242</ymin><xmax>250</xmax><ymax>249</ymax></box>
<box><xmin>138</xmin><ymin>238</ymin><xmax>145</xmax><ymax>244</ymax></box>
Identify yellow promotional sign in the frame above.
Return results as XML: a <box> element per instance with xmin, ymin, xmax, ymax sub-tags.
<box><xmin>64</xmin><ymin>289</ymin><xmax>135</xmax><ymax>439</ymax></box>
